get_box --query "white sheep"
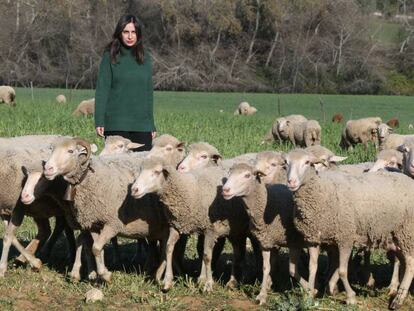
[340,117,382,150]
[99,135,145,156]
[254,151,287,185]
[0,86,16,106]
[131,157,251,293]
[72,98,95,117]
[291,120,322,147]
[56,94,67,104]
[147,134,186,167]
[377,123,414,151]
[222,163,316,305]
[285,148,414,308]
[233,101,257,115]
[263,114,308,145]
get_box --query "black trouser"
[104,131,152,152]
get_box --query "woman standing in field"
[95,14,156,150]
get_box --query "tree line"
[1,0,414,94]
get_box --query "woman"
[95,14,156,151]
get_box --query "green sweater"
[94,46,155,132]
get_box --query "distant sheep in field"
[72,98,95,117]
[0,85,16,107]
[56,94,67,104]
[409,124,413,131]
[340,117,382,150]
[233,101,257,116]
[386,118,399,128]
[331,113,344,123]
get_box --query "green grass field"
[0,88,414,310]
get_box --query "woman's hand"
[151,131,157,139]
[96,127,105,137]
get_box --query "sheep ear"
[90,144,98,153]
[162,168,170,179]
[211,154,222,164]
[77,145,88,156]
[127,142,144,150]
[286,120,290,125]
[176,142,186,152]
[388,127,394,133]
[21,165,29,176]
[329,155,347,163]
[398,144,409,153]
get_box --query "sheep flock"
[3,110,414,309]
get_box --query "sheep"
[369,149,403,172]
[340,117,382,150]
[254,151,287,185]
[386,118,399,128]
[177,142,256,173]
[72,98,95,117]
[222,163,316,305]
[291,120,322,147]
[285,148,414,308]
[264,114,308,145]
[0,143,76,277]
[42,138,173,282]
[377,123,414,151]
[99,135,145,156]
[56,94,67,104]
[131,157,251,293]
[147,134,185,167]
[233,101,257,115]
[409,124,413,131]
[0,86,16,106]
[332,113,344,123]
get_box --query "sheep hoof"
[70,273,81,282]
[0,268,6,278]
[14,255,27,265]
[366,275,375,288]
[203,281,213,293]
[225,278,238,290]
[162,283,172,293]
[345,294,357,305]
[328,284,338,296]
[100,270,112,283]
[389,289,404,310]
[388,286,398,297]
[197,276,206,285]
[255,294,267,305]
[88,271,97,281]
[31,259,42,271]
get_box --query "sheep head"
[178,142,222,173]
[284,149,321,191]
[131,157,168,199]
[100,135,144,156]
[255,151,285,184]
[222,163,260,200]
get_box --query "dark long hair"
[106,14,144,65]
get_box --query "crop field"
[0,88,414,310]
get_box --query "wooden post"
[30,81,34,104]
[319,97,326,123]
[277,96,281,116]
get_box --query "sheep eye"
[201,155,208,159]
[117,144,124,148]
[166,147,172,151]
[389,161,395,166]
[271,163,277,167]
[154,170,161,176]
[305,161,310,165]
[68,149,74,154]
[245,173,251,178]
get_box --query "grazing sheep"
[72,98,95,117]
[285,148,414,308]
[233,101,257,115]
[42,138,170,283]
[131,157,250,293]
[340,117,382,150]
[99,135,145,156]
[386,118,399,128]
[377,123,414,151]
[222,163,315,305]
[56,94,67,104]
[264,114,308,145]
[409,124,413,130]
[332,113,344,123]
[0,86,16,106]
[292,120,322,147]
[254,151,287,185]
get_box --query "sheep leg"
[363,249,375,288]
[226,236,246,289]
[255,249,271,305]
[308,246,320,296]
[38,216,67,262]
[15,217,50,264]
[69,232,85,281]
[155,238,167,282]
[197,235,225,270]
[202,234,215,292]
[338,245,356,305]
[110,237,120,267]
[288,247,310,289]
[249,235,263,280]
[63,223,76,264]
[388,252,401,296]
[389,255,414,310]
[91,226,117,283]
[162,227,180,292]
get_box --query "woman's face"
[121,22,137,47]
